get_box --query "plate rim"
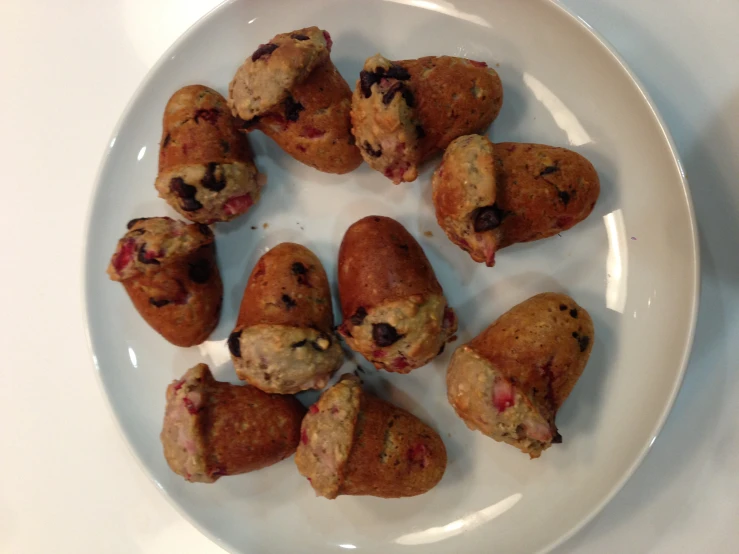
[542,1,700,548]
[80,0,701,552]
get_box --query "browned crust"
[492,142,600,250]
[235,242,335,331]
[398,56,503,160]
[338,216,442,319]
[339,393,447,498]
[162,364,305,479]
[204,378,306,475]
[159,85,253,172]
[254,59,362,174]
[123,243,222,347]
[468,292,594,420]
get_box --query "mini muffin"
[230,27,362,174]
[351,54,503,183]
[433,136,600,266]
[295,375,447,498]
[249,58,362,174]
[229,27,330,121]
[337,216,457,373]
[107,217,222,347]
[228,243,344,394]
[161,363,305,482]
[446,293,594,458]
[155,85,262,224]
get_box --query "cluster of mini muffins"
[107,26,600,498]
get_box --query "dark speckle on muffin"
[251,43,278,62]
[188,259,211,283]
[372,323,403,347]
[473,205,503,232]
[282,294,297,310]
[363,141,383,158]
[350,307,368,326]
[228,330,242,357]
[284,96,305,122]
[359,70,380,98]
[201,162,226,192]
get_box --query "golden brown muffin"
[295,375,447,498]
[404,56,503,157]
[229,27,361,174]
[337,216,457,373]
[446,293,594,458]
[161,363,305,482]
[155,85,262,224]
[493,142,600,248]
[432,137,600,266]
[351,54,503,183]
[250,58,362,174]
[229,27,330,121]
[107,217,222,347]
[228,243,344,394]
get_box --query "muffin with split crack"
[337,216,457,372]
[432,135,600,266]
[351,54,503,183]
[229,26,362,174]
[228,243,344,394]
[156,85,262,224]
[161,363,305,482]
[295,375,446,498]
[446,293,594,458]
[107,217,222,347]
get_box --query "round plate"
[84,0,698,552]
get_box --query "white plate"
[83,0,699,552]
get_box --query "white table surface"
[1,0,736,552]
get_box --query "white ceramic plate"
[84,0,699,552]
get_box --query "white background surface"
[0,0,736,552]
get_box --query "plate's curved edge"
[542,1,700,552]
[79,1,701,553]
[79,1,242,552]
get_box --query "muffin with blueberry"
[351,54,503,183]
[229,27,361,174]
[337,216,457,372]
[107,217,222,346]
[432,135,600,266]
[228,243,344,394]
[156,85,262,224]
